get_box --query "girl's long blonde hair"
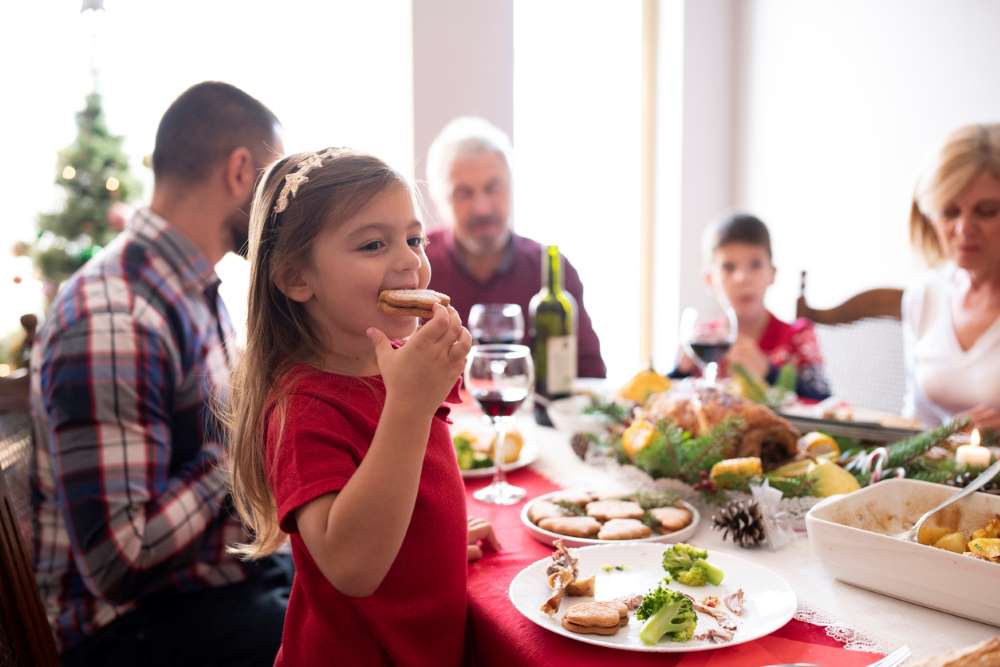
[226,148,406,558]
[911,123,1000,265]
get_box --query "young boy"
[676,213,831,401]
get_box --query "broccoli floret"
[662,543,708,577]
[675,566,707,587]
[662,543,724,587]
[675,559,725,587]
[635,584,697,644]
[453,436,475,470]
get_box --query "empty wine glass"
[679,304,737,385]
[468,303,525,345]
[464,344,534,505]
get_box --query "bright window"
[513,2,644,381]
[1,0,413,339]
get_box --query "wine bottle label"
[546,335,577,394]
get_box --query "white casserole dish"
[805,478,1000,626]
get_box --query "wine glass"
[468,303,525,345]
[679,304,737,385]
[464,344,534,505]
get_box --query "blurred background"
[2,0,998,383]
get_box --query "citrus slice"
[770,459,816,478]
[798,431,840,462]
[488,430,525,464]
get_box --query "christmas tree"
[33,91,140,285]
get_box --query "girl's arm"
[295,305,470,597]
[294,400,434,596]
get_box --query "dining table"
[456,402,999,666]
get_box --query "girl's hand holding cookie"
[367,304,472,414]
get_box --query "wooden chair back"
[796,271,903,324]
[0,315,36,416]
[0,420,58,667]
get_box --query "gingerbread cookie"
[597,518,652,540]
[649,506,692,532]
[549,490,596,506]
[538,516,602,538]
[528,500,567,524]
[560,600,629,635]
[586,500,644,522]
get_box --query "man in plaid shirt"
[30,82,288,666]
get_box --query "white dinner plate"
[460,438,540,479]
[521,490,700,548]
[509,542,797,653]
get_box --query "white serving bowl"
[546,395,613,435]
[805,478,1000,626]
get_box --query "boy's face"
[706,242,776,320]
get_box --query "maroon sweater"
[426,228,606,378]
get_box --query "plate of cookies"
[521,489,699,548]
[508,541,797,653]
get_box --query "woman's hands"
[368,304,472,415]
[960,404,1000,432]
[467,516,501,561]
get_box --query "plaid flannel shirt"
[30,209,250,650]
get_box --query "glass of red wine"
[464,344,534,505]
[468,303,525,345]
[680,304,737,386]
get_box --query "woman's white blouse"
[902,263,1000,426]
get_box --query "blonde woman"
[904,123,1000,429]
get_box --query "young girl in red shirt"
[227,148,492,666]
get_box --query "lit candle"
[956,429,992,469]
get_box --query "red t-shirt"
[757,311,824,369]
[265,365,468,667]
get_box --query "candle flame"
[971,429,981,447]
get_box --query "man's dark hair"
[152,81,280,183]
[706,212,772,259]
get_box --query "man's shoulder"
[41,234,180,344]
[511,234,583,278]
[426,227,452,258]
[511,232,543,252]
[427,227,450,242]
[510,233,575,263]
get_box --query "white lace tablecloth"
[492,414,1000,663]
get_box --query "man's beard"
[225,199,252,259]
[460,214,510,255]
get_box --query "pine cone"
[712,500,766,548]
[570,432,592,460]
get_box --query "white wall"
[412,0,513,225]
[513,2,643,382]
[653,0,738,371]
[733,0,1000,320]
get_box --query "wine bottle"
[529,244,578,426]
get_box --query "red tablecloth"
[465,468,884,667]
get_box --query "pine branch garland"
[884,417,970,468]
